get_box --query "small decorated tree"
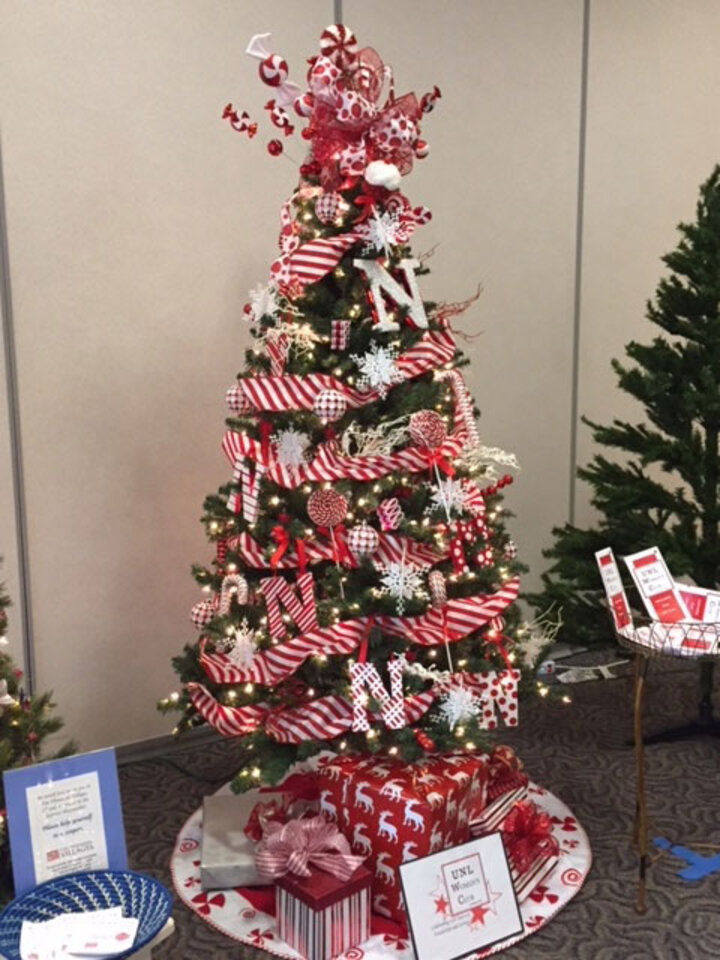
[161,25,535,791]
[0,564,74,901]
[530,166,720,654]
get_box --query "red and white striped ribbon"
[227,328,455,415]
[186,684,436,743]
[198,577,519,687]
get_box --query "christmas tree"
[162,25,532,790]
[0,564,74,901]
[530,166,720,649]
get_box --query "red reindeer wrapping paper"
[316,753,490,923]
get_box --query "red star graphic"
[470,904,491,926]
[434,895,449,915]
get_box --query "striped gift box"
[276,864,371,960]
[511,851,560,902]
[469,785,529,837]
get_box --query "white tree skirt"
[170,782,591,959]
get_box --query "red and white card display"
[624,547,691,623]
[676,584,720,623]
[594,548,632,630]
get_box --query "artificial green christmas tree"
[531,166,720,659]
[161,25,536,791]
[0,564,74,901]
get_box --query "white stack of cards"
[20,907,138,960]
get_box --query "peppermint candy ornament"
[377,497,403,531]
[307,488,348,528]
[319,24,358,68]
[313,388,347,422]
[409,410,447,449]
[315,192,341,224]
[348,522,379,560]
[293,92,314,118]
[428,570,447,609]
[259,54,288,87]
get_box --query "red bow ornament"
[502,800,559,875]
[255,816,365,882]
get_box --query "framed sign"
[3,747,127,895]
[398,833,523,960]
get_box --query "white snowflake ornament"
[426,478,470,517]
[352,343,404,398]
[273,428,310,471]
[246,282,281,324]
[358,210,405,258]
[225,619,258,668]
[437,685,482,730]
[377,560,429,614]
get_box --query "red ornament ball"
[307,488,348,528]
[347,522,380,560]
[409,410,447,449]
[267,139,284,157]
[413,729,435,752]
[313,388,347,422]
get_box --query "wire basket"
[612,613,720,660]
[0,869,172,960]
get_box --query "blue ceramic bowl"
[0,870,172,959]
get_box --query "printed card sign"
[3,748,127,896]
[595,548,631,629]
[624,547,690,623]
[677,584,720,624]
[399,833,522,960]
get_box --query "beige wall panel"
[577,0,720,530]
[0,332,22,674]
[0,0,580,750]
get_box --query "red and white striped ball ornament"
[307,488,348,528]
[259,54,288,87]
[377,497,404,531]
[315,191,341,224]
[319,23,358,68]
[293,92,314,118]
[409,409,447,449]
[313,388,347,422]
[347,521,380,560]
[428,570,447,609]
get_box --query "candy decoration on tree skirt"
[307,489,348,529]
[377,497,403,531]
[409,410,447,449]
[347,522,380,560]
[315,192,341,224]
[313,388,347,423]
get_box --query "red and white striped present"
[276,864,371,960]
[511,850,560,903]
[469,785,528,836]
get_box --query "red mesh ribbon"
[501,800,558,875]
[270,526,290,569]
[255,816,365,882]
[425,448,455,479]
[243,797,290,843]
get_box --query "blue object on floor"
[654,837,720,881]
[0,869,172,959]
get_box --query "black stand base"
[627,661,720,746]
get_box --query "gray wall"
[0,0,718,750]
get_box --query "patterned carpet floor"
[122,656,720,959]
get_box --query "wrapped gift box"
[316,752,489,923]
[201,790,287,890]
[276,864,372,960]
[470,785,528,837]
[511,850,560,902]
